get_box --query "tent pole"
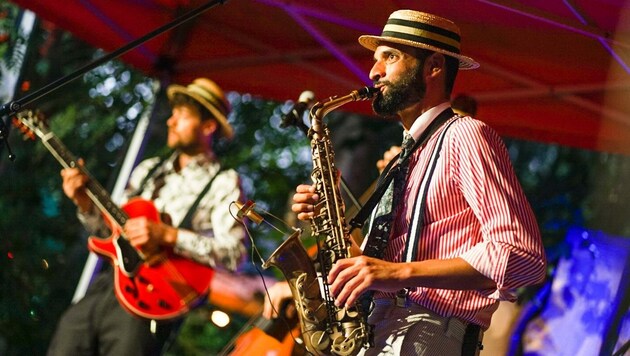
[283,6,370,85]
[474,61,630,127]
[563,0,630,74]
[477,0,629,49]
[0,9,36,161]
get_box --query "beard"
[167,132,203,155]
[372,63,425,118]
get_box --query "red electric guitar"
[14,110,214,321]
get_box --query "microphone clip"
[279,91,315,135]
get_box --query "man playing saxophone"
[266,9,546,356]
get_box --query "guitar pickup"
[158,300,172,310]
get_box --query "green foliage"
[165,308,249,356]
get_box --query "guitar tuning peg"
[10,117,35,141]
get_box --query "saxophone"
[263,87,378,356]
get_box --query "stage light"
[210,309,230,328]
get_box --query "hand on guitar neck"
[60,158,93,214]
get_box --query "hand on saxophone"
[291,167,344,221]
[327,256,408,308]
[291,184,320,221]
[291,183,362,258]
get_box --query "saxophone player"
[267,9,546,356]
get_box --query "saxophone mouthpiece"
[358,86,379,99]
[235,200,264,224]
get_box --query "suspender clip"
[395,288,409,307]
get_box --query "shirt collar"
[405,102,451,142]
[166,151,216,171]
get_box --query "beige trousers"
[357,299,468,356]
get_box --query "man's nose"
[369,61,384,82]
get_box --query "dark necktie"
[392,133,415,211]
[363,132,415,258]
[358,133,416,317]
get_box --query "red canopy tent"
[9,0,630,155]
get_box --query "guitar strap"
[130,153,224,230]
[128,154,170,198]
[178,166,224,230]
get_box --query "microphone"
[280,90,315,129]
[234,200,264,224]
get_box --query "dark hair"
[169,93,214,121]
[443,56,459,96]
[413,47,458,95]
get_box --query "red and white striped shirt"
[373,103,546,329]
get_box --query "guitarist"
[48,78,246,355]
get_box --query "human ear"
[202,119,218,137]
[427,53,445,75]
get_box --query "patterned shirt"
[79,151,246,271]
[373,103,546,329]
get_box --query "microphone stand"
[281,110,363,212]
[0,0,229,159]
[0,117,15,161]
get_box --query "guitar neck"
[40,131,128,228]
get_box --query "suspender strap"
[128,154,170,198]
[349,108,455,232]
[395,116,459,304]
[403,117,459,262]
[178,166,224,229]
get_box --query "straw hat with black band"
[358,9,479,70]
[167,78,233,140]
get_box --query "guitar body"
[88,198,214,320]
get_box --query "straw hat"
[358,10,479,70]
[167,78,233,139]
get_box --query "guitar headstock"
[12,109,49,141]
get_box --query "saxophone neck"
[309,86,377,137]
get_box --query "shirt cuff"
[77,206,102,230]
[174,229,197,253]
[460,241,517,301]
